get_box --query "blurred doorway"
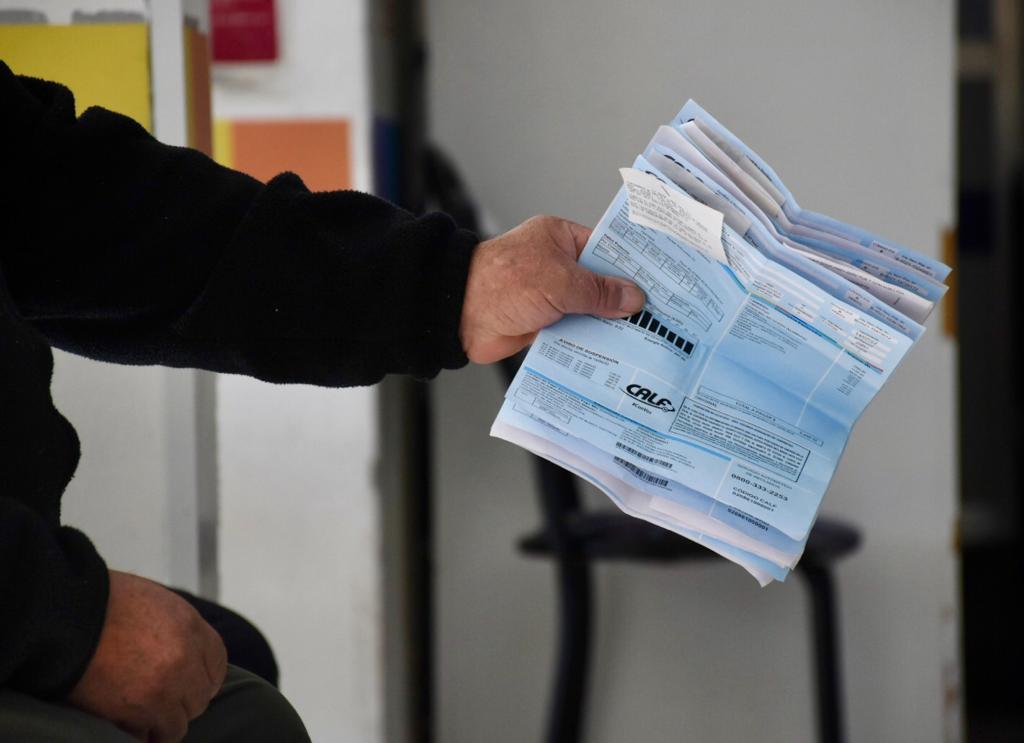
[957,0,1024,740]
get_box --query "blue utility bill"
[491,104,949,584]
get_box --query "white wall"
[55,359,177,582]
[216,379,380,742]
[428,2,959,742]
[211,2,382,742]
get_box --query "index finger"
[202,624,229,692]
[179,626,226,724]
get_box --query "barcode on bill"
[613,456,669,488]
[615,441,672,470]
[625,310,695,355]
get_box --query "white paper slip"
[619,167,728,265]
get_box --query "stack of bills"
[491,101,950,585]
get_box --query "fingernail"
[618,284,645,312]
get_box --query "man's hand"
[460,215,646,363]
[67,570,228,743]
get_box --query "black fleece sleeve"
[0,501,109,698]
[0,60,477,385]
[1,262,110,697]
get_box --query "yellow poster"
[0,23,151,131]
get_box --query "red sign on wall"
[211,0,278,62]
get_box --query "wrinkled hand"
[67,570,228,743]
[460,215,646,363]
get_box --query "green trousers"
[0,665,310,742]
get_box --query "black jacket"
[0,61,476,697]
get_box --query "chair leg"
[545,555,593,743]
[799,564,845,743]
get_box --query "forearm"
[164,173,477,385]
[1,61,476,386]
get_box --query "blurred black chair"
[499,355,860,743]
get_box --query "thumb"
[564,220,594,258]
[559,266,646,318]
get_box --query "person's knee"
[185,667,309,743]
[224,677,309,743]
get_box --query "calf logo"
[623,384,676,412]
